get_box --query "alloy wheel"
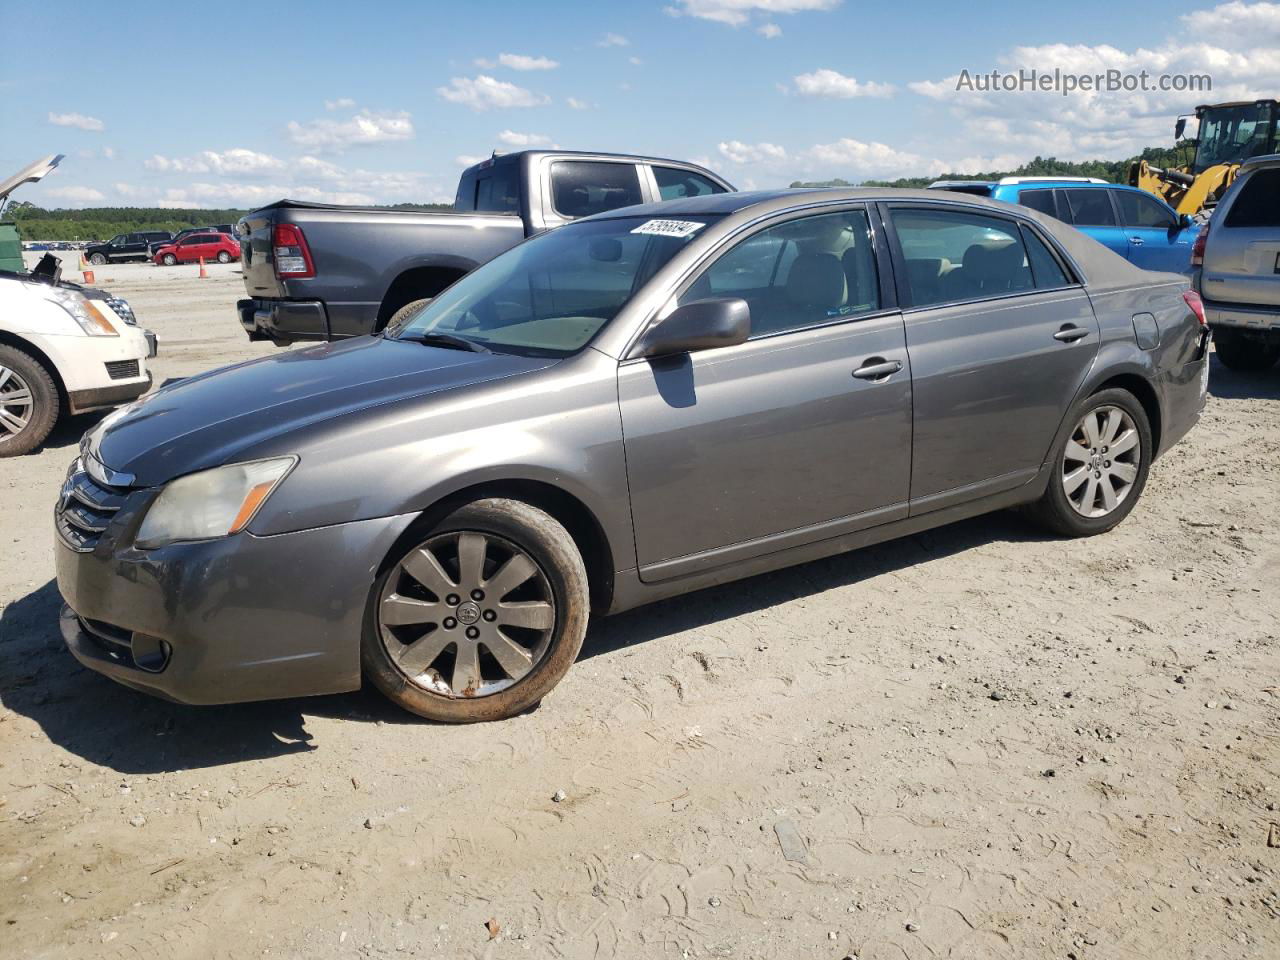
[0,365,33,442]
[377,531,556,698]
[1062,405,1141,518]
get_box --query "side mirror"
[1179,213,1194,229]
[1175,117,1187,140]
[638,298,751,359]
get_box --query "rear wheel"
[0,346,59,458]
[162,254,177,266]
[1028,387,1151,537]
[216,250,232,264]
[362,498,589,722]
[1214,329,1280,371]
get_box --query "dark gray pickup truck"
[236,150,733,344]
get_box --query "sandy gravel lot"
[1,256,1278,959]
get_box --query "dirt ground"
[1,255,1278,960]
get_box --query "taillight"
[273,223,314,278]
[1189,228,1207,268]
[1182,290,1207,326]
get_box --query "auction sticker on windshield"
[631,219,707,239]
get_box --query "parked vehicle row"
[59,188,1208,721]
[235,150,733,345]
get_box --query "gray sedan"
[55,188,1210,722]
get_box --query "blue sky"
[1,0,1276,209]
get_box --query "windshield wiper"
[403,332,491,354]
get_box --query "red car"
[153,232,240,266]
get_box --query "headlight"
[48,287,118,336]
[135,457,297,548]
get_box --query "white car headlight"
[47,287,118,337]
[135,457,297,549]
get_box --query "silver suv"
[1194,154,1280,371]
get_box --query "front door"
[885,204,1100,510]
[1116,189,1195,273]
[619,207,913,581]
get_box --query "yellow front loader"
[1129,99,1278,217]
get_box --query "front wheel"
[162,254,177,266]
[1214,330,1280,371]
[0,346,59,457]
[362,498,589,722]
[216,251,232,264]
[1028,388,1152,537]
[89,253,107,265]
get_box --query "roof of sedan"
[594,187,1186,291]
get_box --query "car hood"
[87,336,557,486]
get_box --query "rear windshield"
[1224,169,1280,228]
[389,215,720,357]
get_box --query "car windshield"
[388,215,720,357]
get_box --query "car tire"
[89,253,106,265]
[217,251,232,264]
[1214,330,1280,371]
[1028,387,1152,538]
[385,298,432,330]
[0,345,60,458]
[162,254,177,266]
[362,498,590,723]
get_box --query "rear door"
[1201,167,1280,305]
[1114,188,1195,274]
[1061,188,1127,257]
[884,203,1100,511]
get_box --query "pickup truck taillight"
[1182,290,1207,326]
[1189,228,1207,268]
[273,223,314,278]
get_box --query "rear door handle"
[852,358,903,381]
[1054,325,1089,343]
[1129,236,1144,245]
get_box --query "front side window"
[1116,191,1176,229]
[390,215,719,357]
[680,209,880,338]
[1063,189,1117,226]
[653,166,725,201]
[891,208,1033,307]
[551,161,643,219]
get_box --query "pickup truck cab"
[929,178,1200,274]
[236,150,733,345]
[86,231,173,265]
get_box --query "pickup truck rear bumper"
[1202,298,1280,334]
[238,298,329,344]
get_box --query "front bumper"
[238,297,329,344]
[55,494,416,705]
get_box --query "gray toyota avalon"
[55,189,1210,722]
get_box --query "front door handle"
[1053,325,1089,343]
[852,358,903,381]
[1129,236,1144,245]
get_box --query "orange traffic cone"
[198,256,208,279]
[78,252,87,270]
[82,268,95,284]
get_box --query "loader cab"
[1189,101,1278,174]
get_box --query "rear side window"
[1224,169,1280,228]
[1063,189,1117,226]
[653,166,725,200]
[1018,189,1058,218]
[1020,225,1072,288]
[475,165,521,214]
[551,161,643,218]
[890,208,1033,308]
[1116,191,1176,228]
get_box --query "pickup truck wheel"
[162,254,177,266]
[216,251,232,264]
[1027,387,1151,538]
[0,346,59,458]
[1214,330,1280,371]
[363,498,589,723]
[386,298,432,329]
[89,253,107,265]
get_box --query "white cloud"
[437,75,550,111]
[157,183,377,208]
[456,154,487,167]
[757,22,782,38]
[792,69,895,99]
[497,130,554,147]
[597,32,630,47]
[476,52,559,71]
[629,56,644,65]
[664,0,840,27]
[566,97,590,110]
[145,148,284,176]
[324,97,356,111]
[102,146,115,160]
[718,140,789,164]
[802,138,931,178]
[286,109,414,152]
[905,1,1280,163]
[48,111,104,132]
[43,185,106,205]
